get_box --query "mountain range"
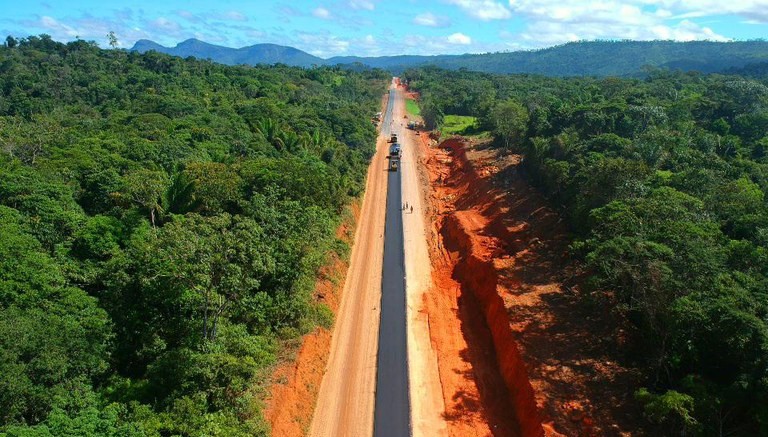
[131,38,768,77]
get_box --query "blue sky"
[1,1,767,57]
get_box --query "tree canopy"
[0,34,387,436]
[405,65,768,435]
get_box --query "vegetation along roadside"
[405,65,768,436]
[0,34,388,436]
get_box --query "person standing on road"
[410,206,413,214]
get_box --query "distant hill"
[131,38,324,67]
[131,39,768,77]
[431,40,768,76]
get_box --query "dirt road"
[307,84,392,437]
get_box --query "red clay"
[420,135,643,437]
[422,137,543,437]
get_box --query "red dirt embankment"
[444,211,544,437]
[426,137,545,437]
[422,135,643,437]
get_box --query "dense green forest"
[0,34,387,436]
[405,66,768,435]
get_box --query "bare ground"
[421,134,645,436]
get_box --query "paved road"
[373,88,411,437]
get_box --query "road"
[373,102,410,436]
[309,80,440,437]
[308,84,392,437]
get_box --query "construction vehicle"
[388,141,401,171]
[389,133,398,143]
[389,143,401,158]
[407,121,424,130]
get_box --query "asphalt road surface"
[373,89,411,437]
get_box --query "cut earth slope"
[420,134,644,436]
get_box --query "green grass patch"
[442,115,478,135]
[406,99,421,116]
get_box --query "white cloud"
[23,12,156,48]
[508,0,768,24]
[447,32,472,44]
[312,7,331,19]
[447,0,512,20]
[299,32,349,56]
[501,0,732,48]
[150,17,181,32]
[220,11,247,22]
[176,10,197,22]
[349,0,376,10]
[39,16,80,38]
[653,0,768,23]
[413,12,450,27]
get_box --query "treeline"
[405,66,768,435]
[0,34,387,436]
[432,40,768,77]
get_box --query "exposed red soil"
[264,203,359,437]
[419,134,644,437]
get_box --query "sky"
[1,0,768,58]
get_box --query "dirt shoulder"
[420,133,645,436]
[396,86,448,437]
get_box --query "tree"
[113,214,275,351]
[106,31,118,49]
[0,115,62,165]
[489,99,529,149]
[119,169,168,227]
[182,162,242,214]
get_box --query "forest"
[404,66,768,435]
[0,34,387,436]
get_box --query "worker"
[410,206,413,214]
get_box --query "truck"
[407,121,424,130]
[388,142,401,171]
[388,143,401,158]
